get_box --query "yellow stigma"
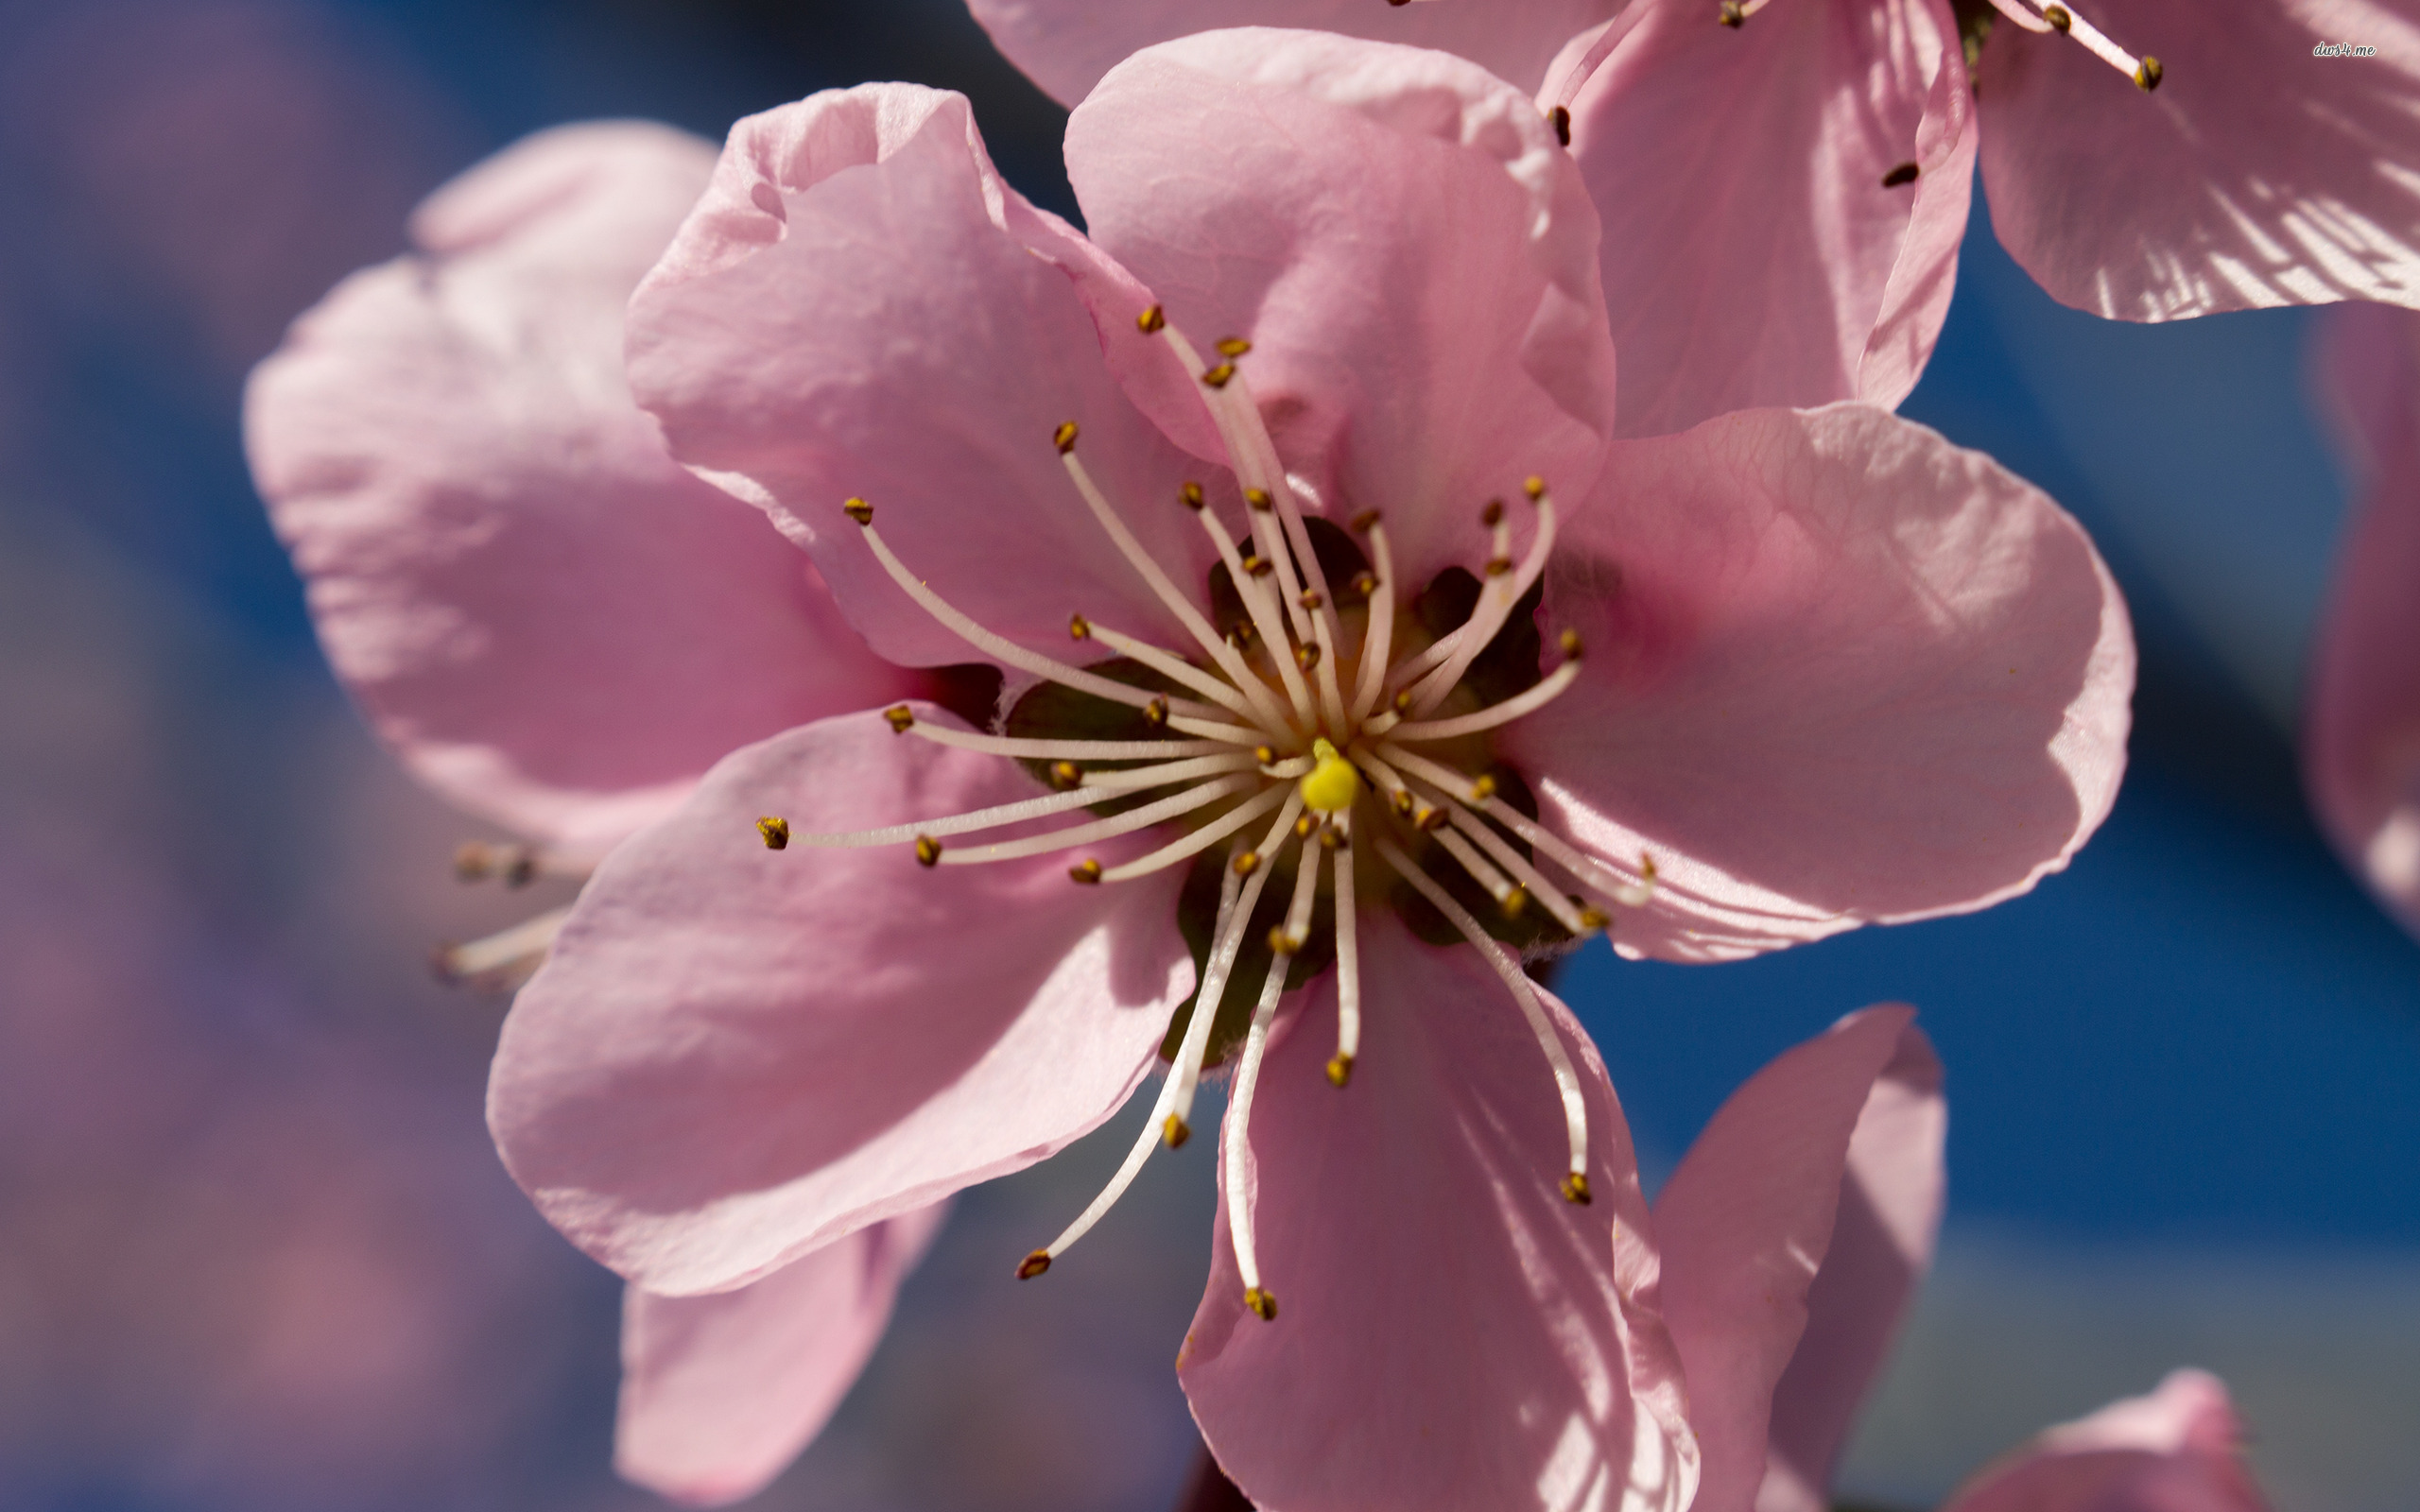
[1299,738,1360,814]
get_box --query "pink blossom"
[2308,301,2420,939]
[966,0,2420,437]
[1654,1005,2273,1512]
[488,29,2129,1510]
[243,121,945,1504]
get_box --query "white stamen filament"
[1183,490,1317,727]
[785,784,1122,848]
[1384,656,1583,744]
[936,776,1253,866]
[1985,0,2158,85]
[1080,753,1267,791]
[1378,838,1589,1184]
[1167,793,1305,1129]
[904,723,1229,762]
[1434,798,1593,937]
[1429,823,1516,907]
[1404,489,1559,716]
[437,904,572,982]
[1278,824,1322,953]
[1348,519,1399,724]
[1330,821,1361,1074]
[1384,743,1655,909]
[1221,924,1295,1305]
[1077,618,1263,721]
[1097,783,1291,884]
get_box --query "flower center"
[760,308,1658,1318]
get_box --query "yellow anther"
[1293,812,1320,841]
[1137,304,1167,334]
[1298,589,1324,611]
[1317,825,1349,852]
[1416,804,1448,833]
[1242,554,1274,578]
[1268,926,1303,955]
[843,497,873,525]
[1294,644,1322,673]
[1524,475,1547,501]
[1144,696,1169,726]
[1549,105,1571,146]
[1217,336,1253,357]
[1228,621,1257,648]
[914,834,942,868]
[1202,363,1237,389]
[1068,613,1090,641]
[1640,851,1658,883]
[1480,499,1505,527]
[1719,0,1743,24]
[883,704,915,733]
[1163,1113,1191,1148]
[1347,570,1378,601]
[1244,1287,1278,1321]
[1351,509,1381,532]
[2042,3,2070,27]
[1499,885,1530,920]
[1469,773,1498,802]
[1325,1053,1354,1087]
[1392,689,1414,714]
[756,816,790,850]
[1299,738,1362,814]
[2135,56,2162,90]
[1392,788,1415,817]
[1251,745,1276,766]
[1559,628,1584,660]
[1053,421,1079,454]
[1049,760,1082,790]
[1017,1250,1052,1279]
[1234,850,1262,877]
[1562,1173,1593,1205]
[1486,556,1514,577]
[1882,162,1920,188]
[1069,858,1103,885]
[1245,487,1273,513]
[1578,903,1611,932]
[1181,481,1206,510]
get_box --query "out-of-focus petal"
[628,85,1225,671]
[1979,0,2420,319]
[2308,302,2420,938]
[1564,0,1973,437]
[488,707,1192,1296]
[969,0,1624,107]
[247,122,910,860]
[1651,1006,1943,1512]
[1506,404,2133,963]
[615,1203,948,1507]
[1941,1369,2273,1512]
[1066,29,1617,586]
[1180,912,1698,1512]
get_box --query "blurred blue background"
[0,2,2410,1509]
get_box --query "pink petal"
[1563,0,1974,437]
[1180,912,1699,1512]
[1649,1006,1944,1512]
[616,1203,948,1507]
[245,122,911,860]
[1941,1369,2273,1512]
[2307,303,2420,938]
[487,707,1193,1295]
[627,85,1225,671]
[1065,29,1618,586]
[968,0,1622,107]
[1504,404,2135,963]
[1979,0,2420,319]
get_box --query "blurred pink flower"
[490,29,2127,1510]
[2308,301,2420,941]
[966,0,2420,437]
[244,121,948,1504]
[1649,1005,2273,1512]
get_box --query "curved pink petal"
[1066,29,1618,584]
[1504,403,2134,963]
[2307,303,2420,938]
[970,0,1624,108]
[1941,1369,2272,1512]
[1979,0,2420,320]
[488,707,1193,1295]
[1650,1006,1944,1512]
[616,1202,948,1506]
[627,85,1225,671]
[1563,0,1974,437]
[246,121,910,860]
[1180,912,1698,1512]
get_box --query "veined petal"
[615,1203,948,1507]
[1506,404,2134,963]
[970,0,1624,108]
[245,122,911,859]
[1979,0,2420,319]
[1180,912,1698,1512]
[1651,1007,1944,1512]
[2307,302,2420,939]
[488,707,1192,1295]
[1939,1369,2273,1512]
[627,85,1224,670]
[1068,28,1618,585]
[1564,0,1973,437]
